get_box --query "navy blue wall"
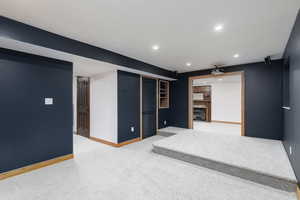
[0,48,73,173]
[117,71,140,143]
[282,9,300,181]
[158,109,171,129]
[170,60,284,140]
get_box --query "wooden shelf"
[192,85,211,122]
[159,80,169,109]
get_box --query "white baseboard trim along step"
[152,130,297,192]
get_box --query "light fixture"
[214,24,223,32]
[218,78,223,81]
[186,62,192,67]
[233,53,239,58]
[152,45,160,51]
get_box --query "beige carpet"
[0,135,296,200]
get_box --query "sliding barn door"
[77,77,90,138]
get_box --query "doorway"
[188,72,245,136]
[142,77,157,139]
[77,77,90,138]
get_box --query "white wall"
[211,76,241,123]
[90,71,118,143]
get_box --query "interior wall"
[170,60,283,140]
[117,71,140,143]
[90,71,118,143]
[169,77,189,128]
[211,79,241,123]
[282,9,300,181]
[0,48,73,173]
[158,109,171,129]
[73,77,77,133]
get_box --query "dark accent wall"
[170,60,284,140]
[282,9,300,181]
[117,71,140,143]
[158,109,171,129]
[0,16,175,78]
[0,48,73,173]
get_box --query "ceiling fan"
[211,64,225,75]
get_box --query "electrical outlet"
[131,126,135,133]
[164,120,167,125]
[289,146,292,155]
[45,98,53,105]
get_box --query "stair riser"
[153,146,297,192]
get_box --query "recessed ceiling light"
[152,45,160,51]
[214,24,223,32]
[186,62,192,67]
[218,78,223,81]
[233,54,240,58]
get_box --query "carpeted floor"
[0,135,296,200]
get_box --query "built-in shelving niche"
[159,80,169,109]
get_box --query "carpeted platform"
[153,130,297,192]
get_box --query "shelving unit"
[193,85,211,121]
[159,80,169,108]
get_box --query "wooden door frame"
[140,76,159,139]
[188,71,245,136]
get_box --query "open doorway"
[76,77,90,138]
[188,72,245,136]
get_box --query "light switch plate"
[45,98,53,105]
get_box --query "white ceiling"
[1,0,299,72]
